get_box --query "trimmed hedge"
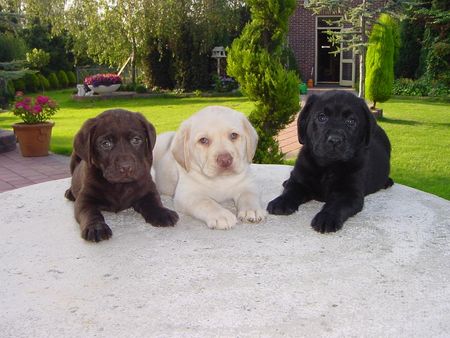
[37,73,50,90]
[13,79,25,92]
[66,71,77,86]
[57,70,69,88]
[48,72,60,89]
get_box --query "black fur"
[267,91,393,233]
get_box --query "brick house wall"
[288,0,388,86]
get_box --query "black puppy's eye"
[230,132,239,140]
[100,139,113,150]
[130,136,142,146]
[346,118,356,127]
[317,113,328,123]
[199,137,209,145]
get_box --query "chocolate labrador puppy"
[65,109,179,242]
[267,91,393,233]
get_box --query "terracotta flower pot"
[12,122,55,157]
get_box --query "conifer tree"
[365,14,398,109]
[227,0,299,163]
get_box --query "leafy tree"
[26,48,50,70]
[0,32,26,61]
[306,0,403,98]
[227,0,299,163]
[365,14,399,109]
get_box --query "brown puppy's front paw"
[311,211,343,233]
[81,222,113,242]
[142,207,179,227]
[65,188,75,201]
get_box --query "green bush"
[6,80,15,98]
[23,73,40,92]
[66,71,77,86]
[393,78,450,97]
[227,0,299,163]
[48,73,60,89]
[13,79,26,92]
[57,70,69,88]
[0,33,27,62]
[37,73,50,90]
[365,14,399,109]
[135,84,147,93]
[26,48,50,70]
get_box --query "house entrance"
[317,28,340,83]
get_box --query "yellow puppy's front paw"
[238,208,267,224]
[206,209,237,230]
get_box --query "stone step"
[0,129,17,153]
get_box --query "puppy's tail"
[153,131,176,163]
[384,177,394,189]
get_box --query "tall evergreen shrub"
[365,14,399,109]
[227,0,299,163]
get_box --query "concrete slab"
[1,164,449,337]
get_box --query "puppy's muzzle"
[216,153,233,169]
[327,134,343,148]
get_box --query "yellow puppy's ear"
[171,120,191,172]
[242,116,258,162]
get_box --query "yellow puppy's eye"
[199,137,209,145]
[230,132,239,140]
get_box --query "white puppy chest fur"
[153,106,267,229]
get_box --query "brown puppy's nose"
[119,162,134,175]
[217,153,233,168]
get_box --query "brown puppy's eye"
[130,136,142,146]
[346,118,356,127]
[100,139,113,150]
[317,113,328,123]
[230,132,239,140]
[199,137,209,145]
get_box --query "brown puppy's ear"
[360,98,376,146]
[241,115,258,162]
[135,112,157,151]
[73,117,98,166]
[171,120,191,172]
[297,94,317,145]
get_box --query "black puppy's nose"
[327,135,343,146]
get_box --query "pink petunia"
[36,96,49,105]
[15,102,24,109]
[32,105,43,114]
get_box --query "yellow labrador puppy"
[153,106,266,229]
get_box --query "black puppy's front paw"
[311,211,343,233]
[81,222,113,242]
[142,207,179,227]
[267,195,298,215]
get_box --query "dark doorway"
[317,29,339,83]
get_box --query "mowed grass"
[377,97,450,200]
[0,91,449,199]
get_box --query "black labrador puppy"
[267,91,393,233]
[65,109,179,242]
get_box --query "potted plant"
[84,73,122,94]
[12,93,59,157]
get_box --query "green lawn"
[0,91,449,200]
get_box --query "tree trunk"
[131,37,137,86]
[359,0,367,98]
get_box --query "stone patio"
[1,164,449,337]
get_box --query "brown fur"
[65,109,178,242]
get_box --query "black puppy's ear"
[135,112,157,151]
[297,94,317,144]
[73,117,98,166]
[360,98,376,146]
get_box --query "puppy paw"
[143,207,179,227]
[206,209,237,230]
[64,188,75,201]
[311,211,343,233]
[81,222,112,242]
[238,208,267,223]
[267,195,298,215]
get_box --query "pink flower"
[23,104,31,112]
[15,91,24,97]
[15,102,24,109]
[32,105,43,114]
[23,97,32,104]
[36,96,49,105]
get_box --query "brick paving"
[0,147,70,193]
